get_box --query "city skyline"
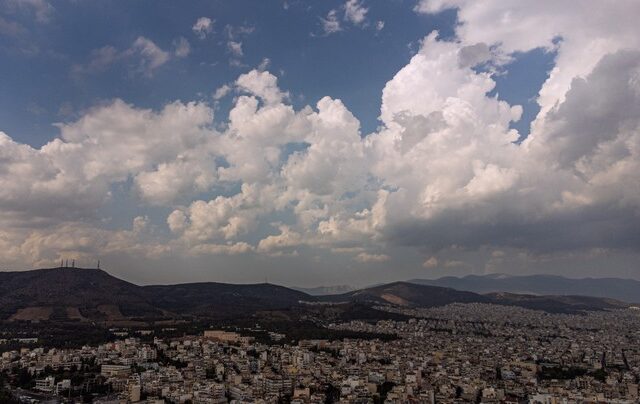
[1,0,640,286]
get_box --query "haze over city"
[1,0,639,287]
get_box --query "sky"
[1,0,640,286]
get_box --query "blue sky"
[1,0,639,285]
[1,0,532,145]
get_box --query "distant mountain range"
[0,268,632,323]
[408,273,640,303]
[292,285,355,295]
[318,281,627,313]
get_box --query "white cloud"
[3,1,640,276]
[257,224,303,255]
[192,17,214,39]
[213,84,232,100]
[414,0,640,121]
[236,69,289,105]
[344,0,368,26]
[128,36,171,76]
[321,10,342,35]
[423,256,438,268]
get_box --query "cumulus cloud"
[414,0,640,120]
[2,1,640,277]
[236,70,289,105]
[257,224,303,255]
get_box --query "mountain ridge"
[0,268,632,323]
[408,273,640,303]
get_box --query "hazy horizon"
[1,0,640,286]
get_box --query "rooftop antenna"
[97,260,100,269]
[72,259,75,268]
[65,259,68,268]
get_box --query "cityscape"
[2,297,640,403]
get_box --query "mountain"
[320,281,489,307]
[0,268,630,323]
[144,282,310,318]
[0,267,309,322]
[408,274,640,303]
[292,285,355,296]
[318,281,627,313]
[0,267,159,321]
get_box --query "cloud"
[189,242,254,256]
[0,16,26,37]
[73,37,179,78]
[192,17,213,39]
[236,69,289,105]
[213,84,232,100]
[257,224,303,255]
[423,256,438,268]
[320,10,342,35]
[414,0,640,120]
[2,1,640,276]
[344,0,368,26]
[355,252,390,263]
[8,0,54,23]
[318,0,370,35]
[71,46,121,79]
[227,40,243,58]
[173,37,191,58]
[128,36,171,76]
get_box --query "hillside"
[144,282,310,318]
[320,281,490,307]
[409,274,640,303]
[0,268,311,321]
[318,281,627,314]
[0,267,159,320]
[0,268,630,323]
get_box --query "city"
[2,303,640,403]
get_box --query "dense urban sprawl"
[2,303,640,403]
